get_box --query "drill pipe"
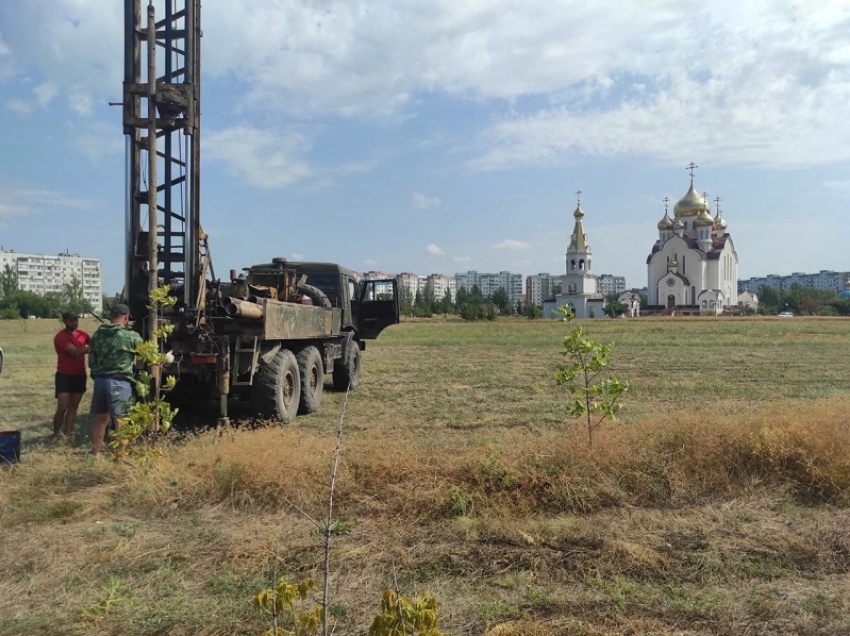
[225,298,264,319]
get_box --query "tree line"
[754,283,850,316]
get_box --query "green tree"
[551,284,562,296]
[0,264,18,298]
[490,288,511,314]
[63,275,94,316]
[399,284,415,316]
[437,289,453,314]
[0,290,62,319]
[525,303,543,319]
[554,306,630,447]
[455,286,469,307]
[602,293,626,318]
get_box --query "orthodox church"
[647,164,738,315]
[543,193,605,319]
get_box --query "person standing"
[88,304,143,455]
[52,310,91,441]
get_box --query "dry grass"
[2,316,850,635]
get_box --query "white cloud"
[411,192,442,210]
[5,99,30,115]
[425,243,444,255]
[33,82,57,107]
[453,255,472,263]
[205,126,312,189]
[4,1,850,170]
[491,239,530,250]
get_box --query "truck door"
[357,279,400,339]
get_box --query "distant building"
[739,270,850,294]
[525,273,557,307]
[455,270,523,304]
[597,274,626,296]
[737,291,758,311]
[0,248,103,314]
[647,164,738,315]
[425,273,456,300]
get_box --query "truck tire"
[297,284,332,309]
[296,346,323,414]
[333,336,361,391]
[250,348,301,423]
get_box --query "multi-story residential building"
[739,270,850,294]
[597,274,627,297]
[396,272,423,304]
[454,270,481,294]
[525,273,556,307]
[425,274,456,300]
[360,270,396,298]
[456,270,522,304]
[0,249,103,314]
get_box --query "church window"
[568,283,577,294]
[579,259,585,271]
[683,221,688,231]
[570,259,576,271]
[701,300,707,308]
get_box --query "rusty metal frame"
[124,0,201,329]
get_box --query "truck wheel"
[250,348,301,423]
[333,336,361,391]
[296,346,323,414]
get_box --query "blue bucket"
[0,431,21,464]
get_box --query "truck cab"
[244,259,399,341]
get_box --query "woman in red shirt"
[53,311,91,441]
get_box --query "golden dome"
[657,212,673,230]
[695,209,714,227]
[573,204,584,219]
[714,212,727,231]
[674,183,709,218]
[668,258,678,269]
[672,217,684,231]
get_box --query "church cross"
[663,196,670,213]
[703,191,709,209]
[575,189,582,206]
[686,162,699,183]
[714,196,722,213]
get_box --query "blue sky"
[1,1,849,295]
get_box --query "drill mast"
[123,0,203,333]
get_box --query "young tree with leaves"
[554,306,630,447]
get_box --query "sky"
[1,0,849,295]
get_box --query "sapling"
[554,305,630,447]
[109,285,178,460]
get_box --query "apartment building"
[525,273,557,307]
[455,270,523,303]
[739,270,850,294]
[425,273,456,300]
[597,274,626,296]
[0,249,103,313]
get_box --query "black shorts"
[55,372,87,397]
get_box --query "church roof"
[568,202,590,252]
[674,182,709,218]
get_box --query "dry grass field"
[2,315,850,635]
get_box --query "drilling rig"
[121,0,399,424]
